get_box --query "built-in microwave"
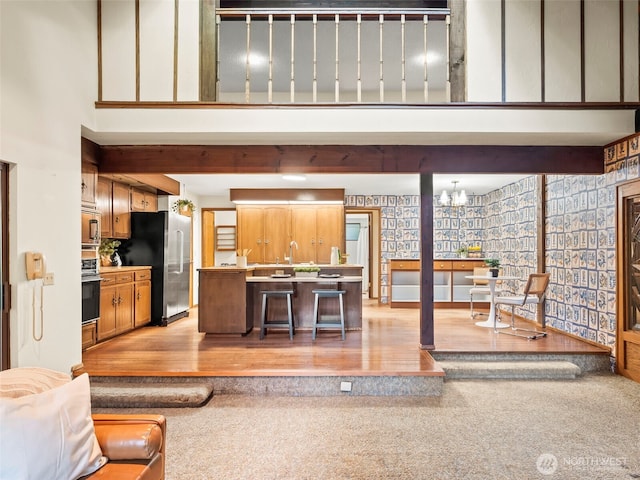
[81,210,100,245]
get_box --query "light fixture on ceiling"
[282,174,307,182]
[439,180,468,207]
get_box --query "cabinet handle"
[81,181,87,192]
[264,239,270,245]
[114,216,119,223]
[111,296,117,306]
[137,291,141,301]
[311,239,315,245]
[117,296,122,305]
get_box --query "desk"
[466,275,518,328]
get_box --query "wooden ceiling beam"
[98,144,604,175]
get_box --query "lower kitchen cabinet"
[134,270,152,327]
[98,267,151,342]
[81,322,97,350]
[389,259,488,308]
[389,260,421,308]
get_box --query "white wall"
[466,0,638,102]
[0,1,97,373]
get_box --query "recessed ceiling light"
[282,174,306,182]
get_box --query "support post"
[420,174,435,350]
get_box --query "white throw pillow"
[0,373,106,480]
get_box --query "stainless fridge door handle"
[177,229,184,274]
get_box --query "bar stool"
[312,289,346,341]
[260,290,295,340]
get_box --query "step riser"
[91,375,444,407]
[437,360,582,380]
[431,353,611,374]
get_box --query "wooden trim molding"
[230,188,345,203]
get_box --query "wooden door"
[98,284,117,340]
[263,206,291,264]
[316,205,344,264]
[134,280,151,327]
[97,177,113,238]
[112,182,131,238]
[237,206,265,263]
[291,206,317,263]
[617,180,640,382]
[115,284,134,334]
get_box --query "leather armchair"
[85,414,166,480]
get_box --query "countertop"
[199,264,363,272]
[246,275,363,283]
[100,265,152,273]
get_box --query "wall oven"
[81,258,101,324]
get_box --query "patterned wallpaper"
[345,195,421,302]
[346,133,640,357]
[434,194,485,257]
[545,133,640,350]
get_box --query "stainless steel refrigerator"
[119,211,191,326]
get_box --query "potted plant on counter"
[99,238,121,267]
[455,246,469,258]
[484,258,501,277]
[293,266,321,278]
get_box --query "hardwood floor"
[80,300,610,378]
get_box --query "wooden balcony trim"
[95,101,640,110]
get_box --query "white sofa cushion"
[0,372,106,480]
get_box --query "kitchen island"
[198,264,363,335]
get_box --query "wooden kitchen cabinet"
[98,268,151,342]
[237,206,291,264]
[433,259,487,307]
[291,205,344,264]
[81,161,98,208]
[97,177,131,239]
[131,187,158,212]
[81,322,97,350]
[134,270,152,327]
[98,271,134,341]
[389,260,421,308]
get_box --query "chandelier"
[439,180,468,207]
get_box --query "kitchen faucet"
[289,240,298,265]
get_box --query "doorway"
[0,163,9,370]
[617,179,640,382]
[346,209,380,300]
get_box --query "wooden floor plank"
[80,300,609,377]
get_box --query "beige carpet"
[94,373,640,479]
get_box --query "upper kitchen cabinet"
[237,205,291,264]
[131,187,158,212]
[291,205,344,264]
[97,177,130,239]
[81,161,98,208]
[81,138,99,209]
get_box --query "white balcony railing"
[215,9,450,104]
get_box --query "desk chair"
[493,273,550,339]
[469,267,503,319]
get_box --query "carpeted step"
[91,382,214,408]
[437,360,581,380]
